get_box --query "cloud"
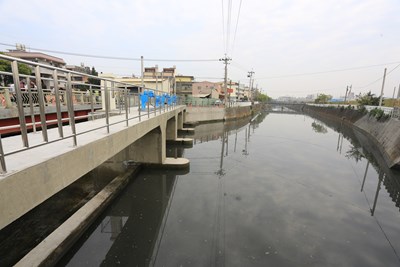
[1,0,399,97]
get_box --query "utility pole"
[247,70,254,103]
[379,68,387,107]
[219,55,231,106]
[344,86,348,103]
[141,56,144,93]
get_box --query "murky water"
[60,111,400,267]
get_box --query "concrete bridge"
[0,54,192,231]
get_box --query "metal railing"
[0,54,179,174]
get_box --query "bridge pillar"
[177,111,184,130]
[166,117,177,140]
[127,126,165,164]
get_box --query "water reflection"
[59,169,185,266]
[311,121,328,134]
[61,111,400,266]
[311,114,400,218]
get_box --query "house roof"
[192,93,211,98]
[5,51,66,65]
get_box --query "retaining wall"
[302,105,400,168]
[185,104,262,123]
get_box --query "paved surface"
[0,106,176,178]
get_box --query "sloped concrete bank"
[300,105,400,169]
[185,104,263,124]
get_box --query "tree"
[357,91,380,106]
[255,93,271,103]
[314,94,332,104]
[311,122,328,133]
[0,52,31,86]
[87,66,100,86]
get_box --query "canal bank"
[58,111,400,266]
[298,105,400,169]
[0,105,260,266]
[185,103,263,124]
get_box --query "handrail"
[0,54,179,173]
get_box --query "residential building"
[175,75,194,96]
[5,48,66,89]
[65,64,91,88]
[192,81,221,99]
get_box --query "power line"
[221,0,226,54]
[257,61,400,80]
[226,0,233,55]
[356,63,400,89]
[231,0,243,56]
[0,42,219,62]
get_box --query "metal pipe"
[35,66,48,142]
[26,77,36,133]
[0,134,6,173]
[66,73,77,146]
[52,69,64,138]
[125,86,128,127]
[104,81,110,133]
[11,60,29,147]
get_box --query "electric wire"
[257,61,400,80]
[356,63,400,89]
[230,0,243,57]
[226,0,233,55]
[221,0,226,54]
[0,42,219,62]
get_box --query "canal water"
[59,111,400,267]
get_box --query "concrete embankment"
[300,105,400,169]
[185,103,263,124]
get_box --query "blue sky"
[1,0,400,98]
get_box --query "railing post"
[138,87,141,121]
[89,84,94,121]
[124,86,128,127]
[0,134,6,173]
[118,86,122,115]
[11,61,29,147]
[52,70,64,138]
[104,81,110,133]
[66,73,77,146]
[154,92,157,117]
[26,77,36,133]
[160,92,162,114]
[35,66,48,142]
[147,91,150,119]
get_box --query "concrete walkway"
[1,106,174,177]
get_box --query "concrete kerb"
[15,166,141,267]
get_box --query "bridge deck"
[0,107,169,177]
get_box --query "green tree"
[357,91,380,106]
[255,93,271,103]
[311,122,328,133]
[0,52,31,86]
[314,94,332,104]
[87,66,100,86]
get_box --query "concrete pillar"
[166,117,177,140]
[177,111,183,130]
[183,110,187,123]
[127,126,165,164]
[100,74,117,111]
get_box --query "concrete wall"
[0,106,186,231]
[185,104,263,123]
[354,116,400,168]
[302,105,400,168]
[185,106,225,122]
[225,106,252,120]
